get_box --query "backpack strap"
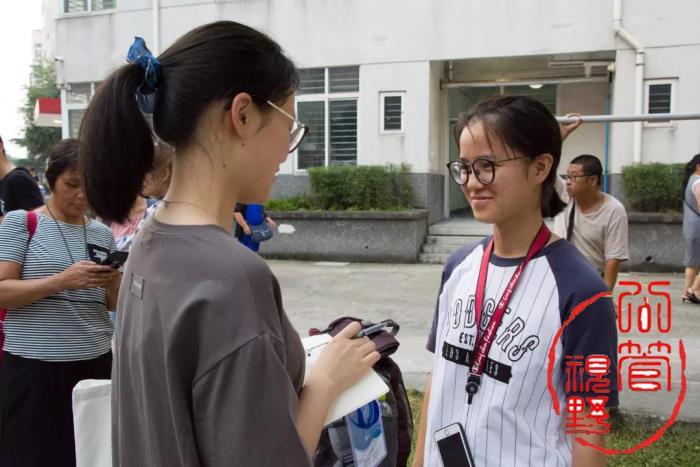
[26,210,38,241]
[315,316,400,357]
[566,202,576,241]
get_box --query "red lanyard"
[465,223,551,404]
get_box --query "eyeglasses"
[265,100,309,153]
[446,156,525,186]
[223,95,309,153]
[563,174,593,182]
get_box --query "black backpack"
[311,317,413,467]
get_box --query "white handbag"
[72,379,112,467]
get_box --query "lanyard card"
[346,400,387,467]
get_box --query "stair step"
[422,244,464,254]
[428,221,492,236]
[418,253,451,264]
[424,235,485,246]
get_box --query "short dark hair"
[454,95,566,218]
[683,154,700,190]
[570,154,603,186]
[46,139,79,191]
[79,21,299,222]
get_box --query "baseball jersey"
[424,238,618,467]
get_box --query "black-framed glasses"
[563,174,593,182]
[446,156,525,186]
[223,95,309,153]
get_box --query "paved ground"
[269,260,700,422]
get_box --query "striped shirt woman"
[0,139,120,467]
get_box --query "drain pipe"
[613,0,644,164]
[152,0,160,54]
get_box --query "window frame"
[63,0,116,15]
[294,67,360,173]
[65,82,98,138]
[379,91,406,135]
[644,78,677,128]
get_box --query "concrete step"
[421,244,463,255]
[418,252,451,264]
[428,220,492,236]
[424,235,485,246]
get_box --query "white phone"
[433,423,475,467]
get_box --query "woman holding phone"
[79,22,379,466]
[0,138,119,466]
[413,96,617,467]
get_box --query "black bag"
[311,317,413,467]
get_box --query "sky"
[0,1,42,161]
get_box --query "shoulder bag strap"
[566,202,576,241]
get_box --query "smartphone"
[434,423,475,467]
[100,250,129,269]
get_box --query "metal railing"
[556,112,700,124]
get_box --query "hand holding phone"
[99,250,129,269]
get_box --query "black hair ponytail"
[79,21,298,223]
[79,64,154,222]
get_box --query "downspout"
[152,0,160,55]
[613,0,644,164]
[603,74,611,193]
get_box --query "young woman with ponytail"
[681,154,700,303]
[413,96,617,467]
[80,22,379,466]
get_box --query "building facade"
[48,0,700,222]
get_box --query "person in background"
[110,195,150,250]
[106,142,174,251]
[79,23,378,466]
[24,165,48,197]
[0,138,119,466]
[682,153,700,304]
[233,202,276,252]
[555,116,629,291]
[0,134,44,219]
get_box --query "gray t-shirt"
[112,218,309,466]
[552,177,629,271]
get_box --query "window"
[380,92,405,134]
[645,79,676,127]
[68,109,85,138]
[65,82,99,137]
[295,66,359,170]
[64,0,115,13]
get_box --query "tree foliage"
[12,59,61,168]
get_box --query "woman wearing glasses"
[413,96,617,467]
[79,22,379,466]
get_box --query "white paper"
[302,334,389,425]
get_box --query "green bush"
[622,163,684,213]
[265,165,413,211]
[264,195,318,211]
[304,164,413,211]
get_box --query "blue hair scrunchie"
[126,36,161,114]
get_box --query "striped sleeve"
[0,210,30,264]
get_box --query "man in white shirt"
[552,154,629,291]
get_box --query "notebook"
[302,333,389,425]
